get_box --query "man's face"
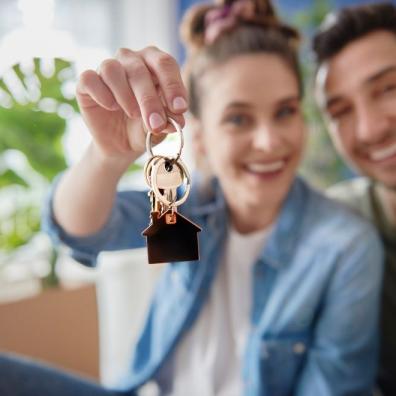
[317,30,396,189]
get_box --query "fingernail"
[172,96,187,111]
[149,112,165,130]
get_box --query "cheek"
[295,126,307,151]
[287,123,306,159]
[329,125,351,155]
[202,130,239,163]
[379,90,396,112]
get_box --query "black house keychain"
[142,118,201,264]
[142,209,201,264]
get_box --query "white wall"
[116,0,179,57]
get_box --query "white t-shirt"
[169,225,271,396]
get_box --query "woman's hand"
[76,46,188,165]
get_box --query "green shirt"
[328,177,396,395]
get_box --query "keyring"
[150,156,191,207]
[143,155,163,187]
[145,117,184,162]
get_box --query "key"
[152,158,183,189]
[144,155,162,188]
[147,189,160,214]
[143,157,201,264]
[142,117,201,264]
[151,157,184,209]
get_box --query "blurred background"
[0,0,392,389]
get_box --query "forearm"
[53,143,139,236]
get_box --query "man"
[313,2,396,395]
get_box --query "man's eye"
[330,106,352,120]
[381,84,396,94]
[275,106,296,120]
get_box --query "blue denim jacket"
[42,176,383,396]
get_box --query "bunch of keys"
[142,117,202,264]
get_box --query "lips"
[245,160,286,174]
[369,142,396,162]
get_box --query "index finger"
[139,47,188,115]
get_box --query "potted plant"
[0,57,100,379]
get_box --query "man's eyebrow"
[325,65,396,110]
[366,65,396,84]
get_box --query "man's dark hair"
[313,2,396,64]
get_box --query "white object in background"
[96,248,163,387]
[118,0,178,58]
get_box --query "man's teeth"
[247,161,285,173]
[370,142,396,161]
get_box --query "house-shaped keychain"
[142,210,202,264]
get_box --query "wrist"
[87,143,137,177]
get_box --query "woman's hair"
[313,2,396,66]
[180,0,302,118]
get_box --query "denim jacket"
[42,176,383,396]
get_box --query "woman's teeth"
[246,161,285,173]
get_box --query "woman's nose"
[252,126,283,152]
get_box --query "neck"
[376,184,396,227]
[228,200,280,234]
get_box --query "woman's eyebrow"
[276,95,300,105]
[224,95,299,110]
[224,101,252,110]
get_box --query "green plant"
[0,57,78,287]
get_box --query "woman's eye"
[225,114,249,126]
[275,105,296,120]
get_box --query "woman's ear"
[190,116,206,157]
[188,115,212,174]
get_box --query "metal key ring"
[143,155,164,188]
[145,117,184,162]
[150,156,191,207]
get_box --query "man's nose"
[355,103,391,145]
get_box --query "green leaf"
[0,58,78,181]
[0,57,77,260]
[0,204,40,252]
[0,169,29,188]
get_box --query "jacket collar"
[187,173,310,270]
[262,177,309,269]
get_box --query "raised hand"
[76,47,188,163]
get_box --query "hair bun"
[180,4,214,53]
[180,0,300,53]
[214,0,276,19]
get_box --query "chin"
[377,178,396,192]
[247,184,287,208]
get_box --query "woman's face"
[196,53,305,213]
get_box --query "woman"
[0,0,383,395]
